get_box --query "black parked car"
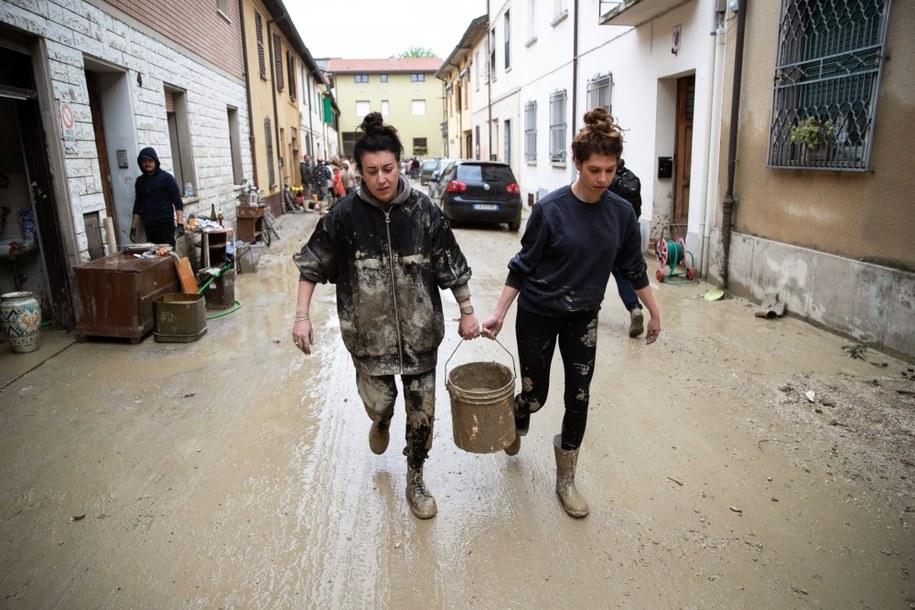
[435,160,522,231]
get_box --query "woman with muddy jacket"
[292,112,482,520]
[481,108,661,518]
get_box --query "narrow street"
[1,199,912,609]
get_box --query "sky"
[286,0,488,60]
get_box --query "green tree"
[398,47,436,58]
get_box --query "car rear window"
[456,164,515,183]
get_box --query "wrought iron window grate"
[768,0,892,171]
[550,90,568,163]
[524,101,537,162]
[587,73,614,115]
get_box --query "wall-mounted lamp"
[671,25,682,55]
[137,73,143,87]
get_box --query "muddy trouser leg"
[556,312,599,450]
[552,312,598,517]
[355,369,397,454]
[514,307,561,436]
[401,369,437,518]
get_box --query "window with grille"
[273,33,284,91]
[524,100,537,162]
[587,73,613,114]
[504,118,512,163]
[255,12,266,80]
[768,0,892,171]
[549,89,567,163]
[265,117,275,186]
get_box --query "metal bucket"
[445,340,517,453]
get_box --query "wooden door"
[672,75,695,242]
[86,72,116,223]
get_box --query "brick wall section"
[0,0,252,261]
[106,0,245,79]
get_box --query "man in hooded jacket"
[130,147,184,246]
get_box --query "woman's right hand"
[481,316,503,339]
[292,320,314,354]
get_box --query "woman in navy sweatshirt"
[482,107,661,518]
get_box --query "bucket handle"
[444,336,516,383]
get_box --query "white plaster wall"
[0,0,252,260]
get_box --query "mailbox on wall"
[658,156,673,179]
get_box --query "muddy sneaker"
[629,307,644,337]
[369,421,390,455]
[406,467,437,519]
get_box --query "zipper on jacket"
[383,206,405,374]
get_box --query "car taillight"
[447,180,467,193]
[506,182,520,195]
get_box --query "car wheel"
[508,217,521,232]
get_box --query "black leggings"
[515,307,599,450]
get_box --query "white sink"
[0,239,38,262]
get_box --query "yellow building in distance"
[326,58,445,161]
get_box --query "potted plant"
[791,117,834,152]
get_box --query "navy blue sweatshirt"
[133,147,183,225]
[506,185,648,317]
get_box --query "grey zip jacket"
[293,174,472,375]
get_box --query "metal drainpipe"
[486,1,492,161]
[720,2,748,292]
[267,17,285,194]
[571,0,579,178]
[237,0,258,184]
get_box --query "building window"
[413,138,428,156]
[768,0,890,171]
[287,51,296,100]
[587,73,613,114]
[227,106,242,184]
[164,86,195,190]
[554,0,568,21]
[524,100,537,162]
[489,27,497,81]
[410,73,425,82]
[380,74,388,82]
[354,74,369,83]
[411,99,426,115]
[217,0,229,18]
[528,0,537,41]
[549,89,567,163]
[504,11,511,70]
[381,100,390,116]
[273,33,284,91]
[504,118,512,164]
[475,125,481,159]
[474,51,481,89]
[255,11,266,80]
[355,100,371,117]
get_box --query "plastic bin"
[154,293,207,342]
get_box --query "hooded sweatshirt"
[293,174,472,375]
[133,147,183,225]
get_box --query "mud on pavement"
[0,209,912,609]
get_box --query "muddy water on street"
[0,208,911,609]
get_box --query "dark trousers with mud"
[514,307,598,450]
[355,368,435,466]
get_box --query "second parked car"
[434,160,522,231]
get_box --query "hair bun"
[360,112,385,134]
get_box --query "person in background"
[130,147,184,247]
[330,155,346,205]
[292,112,482,520]
[481,108,661,519]
[607,159,645,337]
[313,157,331,207]
[300,154,314,209]
[341,159,356,195]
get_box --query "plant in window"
[790,117,834,150]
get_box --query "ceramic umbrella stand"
[0,291,42,353]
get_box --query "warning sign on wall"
[59,99,76,153]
